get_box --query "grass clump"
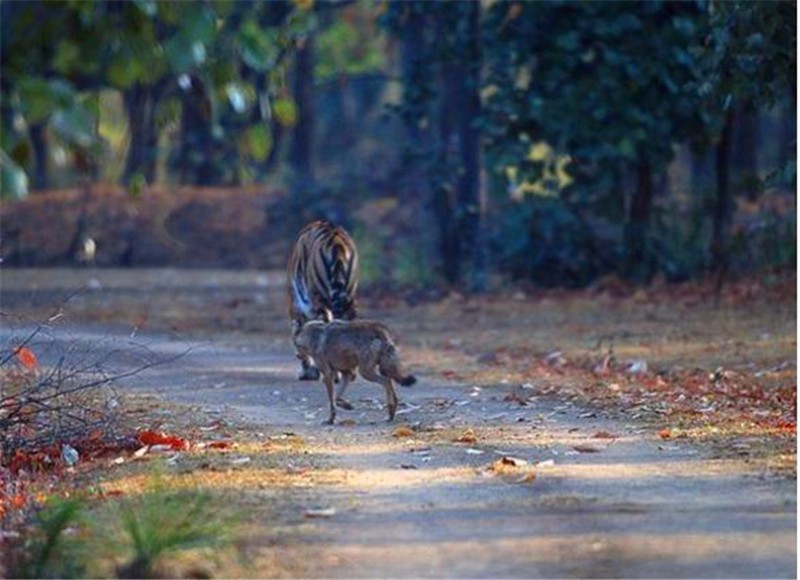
[12,498,87,579]
[115,488,236,579]
[8,477,239,579]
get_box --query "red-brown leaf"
[14,346,38,371]
[592,430,618,439]
[138,429,187,450]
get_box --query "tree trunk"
[123,84,158,184]
[454,1,486,292]
[778,96,796,170]
[732,103,759,200]
[289,35,316,198]
[690,149,714,195]
[623,153,655,282]
[176,77,224,186]
[712,107,735,292]
[264,121,284,172]
[430,3,464,287]
[29,122,48,190]
[434,59,460,286]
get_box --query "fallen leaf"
[514,472,537,484]
[592,431,618,439]
[658,428,672,440]
[627,360,648,374]
[498,456,528,466]
[544,350,567,367]
[503,392,529,406]
[304,507,336,518]
[149,444,173,453]
[132,446,149,458]
[485,457,537,484]
[454,428,478,443]
[572,444,601,453]
[409,447,431,455]
[395,403,421,416]
[593,354,614,375]
[138,429,187,450]
[61,444,79,466]
[13,346,38,371]
[392,425,415,438]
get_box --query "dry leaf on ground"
[572,443,601,453]
[392,425,415,438]
[305,507,337,518]
[454,428,478,443]
[514,472,537,484]
[592,431,618,439]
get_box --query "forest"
[1,2,797,578]
[1,0,795,289]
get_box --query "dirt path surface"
[1,269,796,578]
[1,324,794,578]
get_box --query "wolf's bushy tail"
[380,342,416,387]
[398,374,417,387]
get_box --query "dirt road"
[2,323,793,578]
[1,269,795,578]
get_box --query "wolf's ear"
[319,308,333,323]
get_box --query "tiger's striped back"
[287,220,359,327]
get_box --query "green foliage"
[115,489,237,578]
[698,1,796,113]
[0,0,316,188]
[7,481,240,579]
[493,197,611,288]
[483,1,705,196]
[238,18,282,72]
[0,150,29,199]
[240,124,273,162]
[14,498,87,579]
[316,2,387,80]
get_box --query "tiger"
[287,220,359,380]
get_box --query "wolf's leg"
[360,366,398,422]
[322,372,336,425]
[298,355,320,381]
[335,370,355,410]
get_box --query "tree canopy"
[0,0,795,287]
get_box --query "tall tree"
[698,0,796,281]
[385,1,487,289]
[453,1,486,292]
[289,34,316,196]
[483,1,705,283]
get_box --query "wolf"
[293,319,416,424]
